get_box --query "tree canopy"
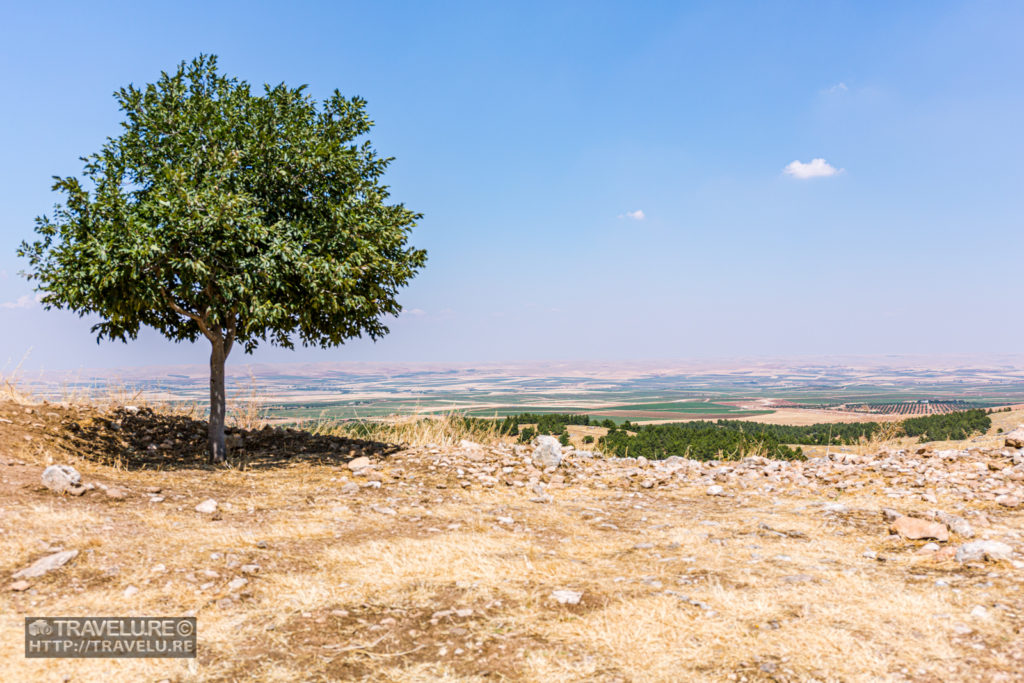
[21,54,426,352]
[20,54,426,461]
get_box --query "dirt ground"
[1,399,1022,682]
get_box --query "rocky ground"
[1,399,1023,682]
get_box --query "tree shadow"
[64,407,400,471]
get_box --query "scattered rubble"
[2,400,1023,680]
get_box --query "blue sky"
[1,1,1022,371]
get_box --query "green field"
[599,401,753,413]
[35,364,1024,427]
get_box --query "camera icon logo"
[28,619,52,636]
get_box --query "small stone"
[1003,426,1024,448]
[256,541,269,549]
[195,499,218,514]
[706,485,725,496]
[881,508,902,522]
[41,465,84,495]
[969,605,988,619]
[780,574,816,584]
[149,496,165,503]
[12,550,79,579]
[105,487,128,500]
[552,589,582,605]
[937,512,974,538]
[240,564,260,575]
[340,483,360,495]
[995,494,1020,508]
[371,505,397,516]
[123,585,139,598]
[955,540,1013,563]
[227,577,248,591]
[891,517,949,542]
[531,435,563,469]
[144,486,162,494]
[347,456,370,471]
[9,580,30,591]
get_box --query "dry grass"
[227,375,268,431]
[316,412,509,449]
[1,397,1022,682]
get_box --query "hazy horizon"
[3,1,1023,371]
[10,353,1024,382]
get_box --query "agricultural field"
[840,400,990,415]
[15,357,1024,428]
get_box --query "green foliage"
[582,435,594,444]
[708,419,884,446]
[558,429,570,446]
[599,421,804,461]
[495,413,590,437]
[518,427,537,444]
[901,410,990,441]
[595,409,992,461]
[20,54,426,354]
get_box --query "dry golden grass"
[2,397,1022,682]
[316,412,508,449]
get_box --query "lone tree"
[19,55,427,463]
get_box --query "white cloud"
[406,308,427,317]
[618,209,645,220]
[0,293,42,310]
[783,158,842,179]
[824,82,848,94]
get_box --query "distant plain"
[17,357,1024,427]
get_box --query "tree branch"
[161,288,217,342]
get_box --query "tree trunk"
[208,340,228,464]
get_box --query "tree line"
[600,422,805,461]
[596,409,992,460]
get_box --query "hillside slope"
[2,399,1023,681]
